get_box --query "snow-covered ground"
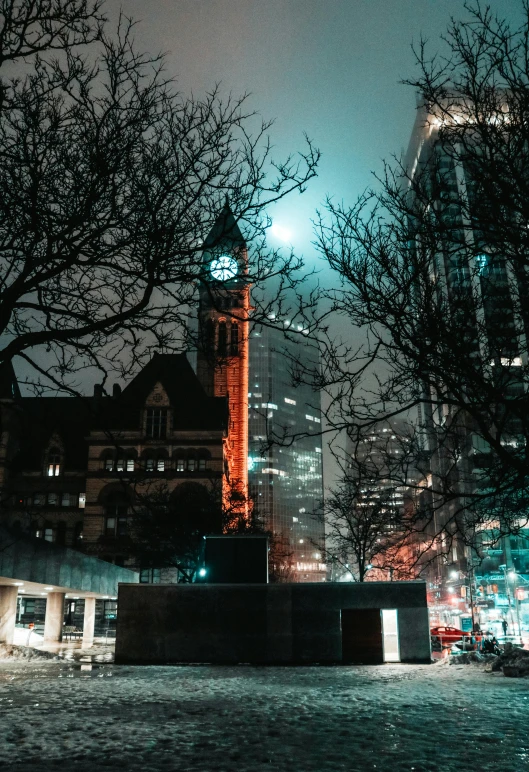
[0,660,527,772]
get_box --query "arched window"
[142,449,168,473]
[101,449,115,472]
[205,318,215,352]
[197,449,212,472]
[47,447,61,477]
[104,492,129,538]
[187,450,197,472]
[173,449,186,473]
[230,323,239,356]
[115,450,137,473]
[218,321,227,357]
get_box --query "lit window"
[126,459,134,472]
[157,458,165,472]
[198,459,206,471]
[105,457,114,471]
[293,516,299,522]
[305,414,314,421]
[176,459,185,472]
[78,493,86,509]
[284,397,296,405]
[188,458,196,472]
[116,458,125,472]
[146,408,167,439]
[47,492,58,506]
[146,458,155,472]
[44,528,54,543]
[47,453,61,476]
[262,403,278,410]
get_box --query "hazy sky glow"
[117,1,521,485]
[122,0,520,266]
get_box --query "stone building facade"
[0,353,229,578]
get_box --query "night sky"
[121,0,521,267]
[117,0,521,487]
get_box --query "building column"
[43,592,65,643]
[82,597,96,648]
[0,585,18,644]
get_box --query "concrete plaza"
[0,660,527,772]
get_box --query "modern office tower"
[347,418,415,519]
[405,100,529,634]
[248,324,325,581]
[342,418,419,581]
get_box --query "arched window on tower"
[231,323,239,356]
[218,321,227,357]
[205,318,215,355]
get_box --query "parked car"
[430,626,471,647]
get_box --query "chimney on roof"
[94,384,103,399]
[113,384,122,399]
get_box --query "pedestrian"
[501,618,508,637]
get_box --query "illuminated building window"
[47,449,61,476]
[116,458,125,472]
[79,493,86,509]
[157,458,165,472]
[188,458,196,472]
[284,397,296,405]
[146,458,155,472]
[127,458,135,472]
[105,457,114,471]
[176,459,185,472]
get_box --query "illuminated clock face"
[210,254,238,281]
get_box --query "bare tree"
[0,1,104,69]
[0,1,319,395]
[128,478,285,583]
[312,2,529,558]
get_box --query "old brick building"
[0,354,228,575]
[0,205,251,585]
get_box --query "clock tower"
[197,204,250,518]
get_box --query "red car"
[430,626,471,647]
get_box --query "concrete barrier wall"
[116,581,431,665]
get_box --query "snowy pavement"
[0,660,528,772]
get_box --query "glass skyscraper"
[248,325,325,582]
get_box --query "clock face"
[210,254,238,282]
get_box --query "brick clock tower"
[197,204,250,518]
